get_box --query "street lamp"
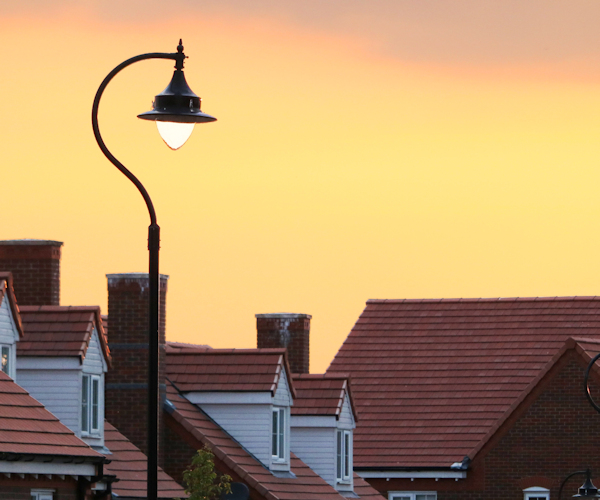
[559,469,600,499]
[91,39,216,500]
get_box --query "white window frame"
[0,344,13,379]
[336,429,352,483]
[81,374,101,436]
[272,407,286,462]
[389,492,437,500]
[31,489,54,500]
[524,487,550,500]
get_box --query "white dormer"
[290,374,357,492]
[16,306,110,452]
[168,348,295,473]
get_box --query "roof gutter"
[355,457,470,480]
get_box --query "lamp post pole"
[92,41,215,500]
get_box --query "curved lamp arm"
[559,470,588,500]
[585,352,600,414]
[91,49,184,500]
[91,51,182,224]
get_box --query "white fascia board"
[185,391,272,405]
[291,415,337,428]
[17,357,81,370]
[356,470,467,479]
[0,460,97,476]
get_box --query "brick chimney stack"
[256,313,311,374]
[105,273,169,457]
[0,239,63,306]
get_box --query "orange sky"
[2,3,600,372]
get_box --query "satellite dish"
[221,482,250,500]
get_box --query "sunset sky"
[3,1,600,372]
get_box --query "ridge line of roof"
[19,305,102,312]
[167,348,287,355]
[292,373,351,380]
[367,296,600,304]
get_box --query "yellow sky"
[2,4,600,372]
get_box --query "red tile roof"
[19,306,111,366]
[166,348,296,397]
[0,273,23,339]
[0,370,101,458]
[291,374,358,421]
[165,382,382,499]
[327,297,600,468]
[104,421,186,499]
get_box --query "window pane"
[278,409,285,459]
[81,375,89,432]
[344,432,350,478]
[1,346,9,375]
[92,379,99,431]
[272,410,278,456]
[336,431,342,479]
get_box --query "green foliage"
[181,445,232,500]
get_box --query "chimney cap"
[255,313,312,319]
[0,239,63,246]
[106,273,170,286]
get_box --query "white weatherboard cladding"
[0,296,18,345]
[199,403,272,467]
[17,368,80,432]
[338,390,355,429]
[291,427,336,486]
[272,364,293,407]
[82,328,107,375]
[81,328,106,449]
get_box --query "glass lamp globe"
[156,121,195,150]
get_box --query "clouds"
[4,0,600,65]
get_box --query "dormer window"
[336,430,351,482]
[82,374,101,435]
[272,407,286,460]
[1,345,11,376]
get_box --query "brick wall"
[0,240,62,306]
[256,313,311,374]
[371,350,600,499]
[0,476,79,499]
[163,416,198,485]
[105,273,168,458]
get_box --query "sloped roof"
[19,305,111,366]
[327,297,600,468]
[104,421,186,499]
[465,336,600,462]
[165,382,382,500]
[0,370,101,459]
[291,374,358,421]
[166,348,296,397]
[0,272,23,339]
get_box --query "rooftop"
[328,296,600,468]
[166,348,294,395]
[19,305,110,364]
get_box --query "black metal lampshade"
[138,68,216,124]
[574,471,600,498]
